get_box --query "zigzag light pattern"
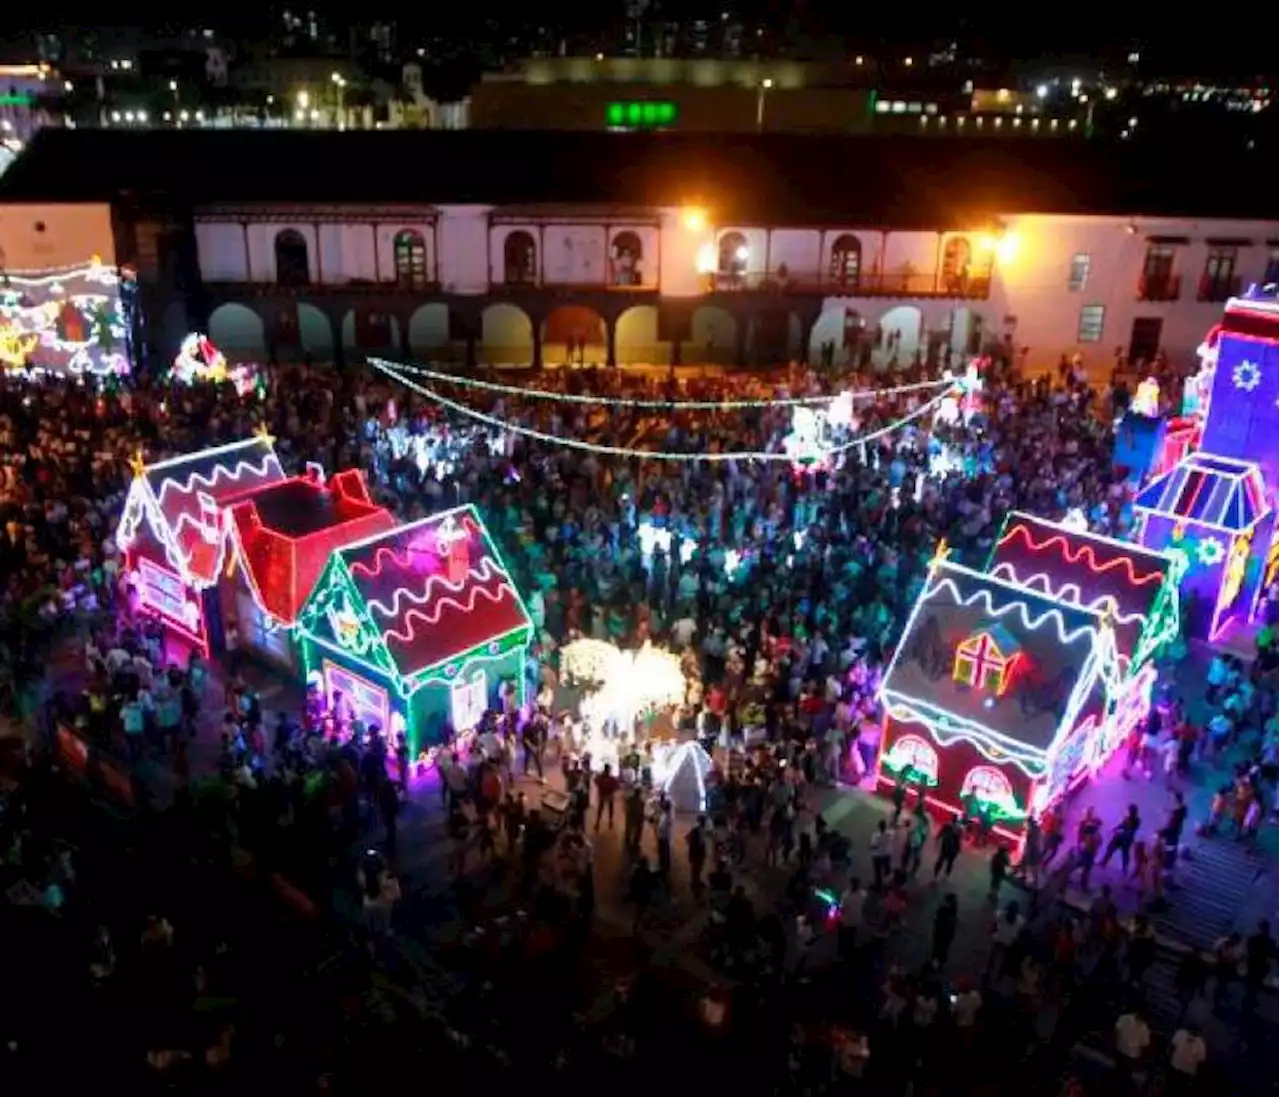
[883,696,1049,777]
[987,565,1148,625]
[365,558,510,621]
[155,454,284,509]
[920,577,1103,647]
[382,584,515,646]
[997,524,1166,588]
[348,516,484,581]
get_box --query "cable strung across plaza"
[367,357,955,411]
[369,357,952,463]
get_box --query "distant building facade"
[0,130,1274,372]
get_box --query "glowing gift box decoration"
[222,467,396,669]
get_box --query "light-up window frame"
[450,670,488,732]
[953,631,1017,695]
[324,659,391,734]
[136,556,207,652]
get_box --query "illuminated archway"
[542,305,606,365]
[479,303,533,366]
[208,303,265,355]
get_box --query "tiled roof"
[1134,454,1271,531]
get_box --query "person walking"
[933,815,962,881]
[1100,803,1141,873]
[686,814,708,896]
[870,819,893,889]
[931,893,959,968]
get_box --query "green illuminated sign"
[0,94,33,107]
[607,101,677,129]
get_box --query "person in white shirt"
[1115,1010,1151,1063]
[952,982,982,1029]
[1169,1025,1206,1077]
[838,879,866,958]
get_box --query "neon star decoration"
[1232,359,1262,392]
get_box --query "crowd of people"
[0,343,1275,1092]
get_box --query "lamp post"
[331,72,346,130]
[756,77,773,132]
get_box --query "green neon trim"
[405,628,531,695]
[0,94,33,106]
[605,100,677,129]
[882,758,938,787]
[406,623,531,687]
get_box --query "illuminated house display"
[116,434,286,653]
[295,506,534,757]
[222,466,396,668]
[1136,292,1277,640]
[988,511,1183,774]
[877,556,1121,841]
[1134,454,1270,641]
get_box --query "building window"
[274,229,310,287]
[941,236,973,293]
[1264,252,1278,286]
[393,229,428,288]
[829,233,862,289]
[1198,246,1239,303]
[1077,305,1105,343]
[717,231,749,277]
[1067,253,1091,292]
[610,230,643,286]
[450,670,488,732]
[1139,244,1180,301]
[502,230,537,284]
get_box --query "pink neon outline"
[382,584,517,645]
[132,552,209,656]
[347,516,483,582]
[366,558,509,621]
[997,524,1165,588]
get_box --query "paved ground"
[26,624,1279,1091]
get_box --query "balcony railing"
[1196,273,1241,303]
[205,278,441,295]
[700,269,993,299]
[1137,273,1181,302]
[490,276,660,294]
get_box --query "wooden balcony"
[698,268,994,300]
[1137,273,1182,302]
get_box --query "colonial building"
[0,129,1274,373]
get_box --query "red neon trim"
[348,515,483,580]
[1221,310,1279,343]
[997,524,1166,587]
[129,551,210,657]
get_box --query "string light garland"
[368,356,953,410]
[369,358,952,464]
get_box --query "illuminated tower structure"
[1133,289,1278,640]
